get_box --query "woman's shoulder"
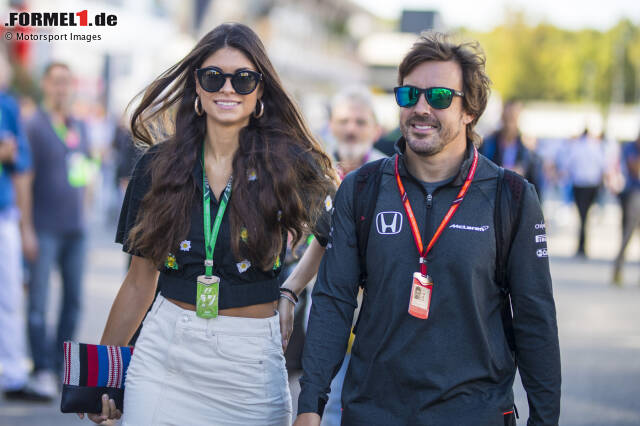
[127,141,167,194]
[132,142,163,175]
[138,141,163,161]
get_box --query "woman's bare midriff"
[166,297,276,318]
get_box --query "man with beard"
[295,32,560,426]
[317,86,386,426]
[329,86,386,180]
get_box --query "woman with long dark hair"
[77,23,336,425]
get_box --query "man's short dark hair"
[398,31,491,146]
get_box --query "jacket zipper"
[399,162,433,261]
[425,193,433,259]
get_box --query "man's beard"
[51,97,70,112]
[336,141,371,163]
[400,114,460,157]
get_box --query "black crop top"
[115,144,332,309]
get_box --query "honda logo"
[376,212,403,235]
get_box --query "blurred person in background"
[330,86,386,179]
[320,85,385,426]
[84,102,115,227]
[0,46,46,402]
[111,121,142,222]
[613,131,640,285]
[77,23,336,425]
[560,129,606,257]
[480,99,543,198]
[282,87,388,420]
[24,62,91,397]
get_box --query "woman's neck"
[204,120,241,163]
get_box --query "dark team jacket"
[116,143,331,309]
[298,139,561,425]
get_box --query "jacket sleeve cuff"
[297,386,328,417]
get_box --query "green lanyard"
[53,122,68,144]
[202,145,232,277]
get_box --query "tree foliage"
[460,12,640,106]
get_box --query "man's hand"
[0,136,17,163]
[278,295,295,352]
[293,412,321,426]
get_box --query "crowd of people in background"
[0,36,639,421]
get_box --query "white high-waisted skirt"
[122,293,292,426]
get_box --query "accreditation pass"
[408,272,433,319]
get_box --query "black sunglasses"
[196,66,262,95]
[394,86,464,109]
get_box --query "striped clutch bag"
[60,342,134,414]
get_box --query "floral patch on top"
[165,253,178,270]
[324,195,333,211]
[179,240,191,251]
[237,260,251,273]
[240,227,249,243]
[248,169,257,181]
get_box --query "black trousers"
[573,185,600,255]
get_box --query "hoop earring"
[253,99,264,119]
[194,96,204,116]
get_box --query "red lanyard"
[394,147,479,276]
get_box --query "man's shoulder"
[366,148,388,163]
[24,108,49,133]
[476,150,501,180]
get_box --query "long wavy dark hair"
[126,23,337,270]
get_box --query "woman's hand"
[278,295,295,352]
[76,394,122,424]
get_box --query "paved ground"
[1,200,639,425]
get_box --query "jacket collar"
[393,136,476,186]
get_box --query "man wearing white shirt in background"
[561,129,606,257]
